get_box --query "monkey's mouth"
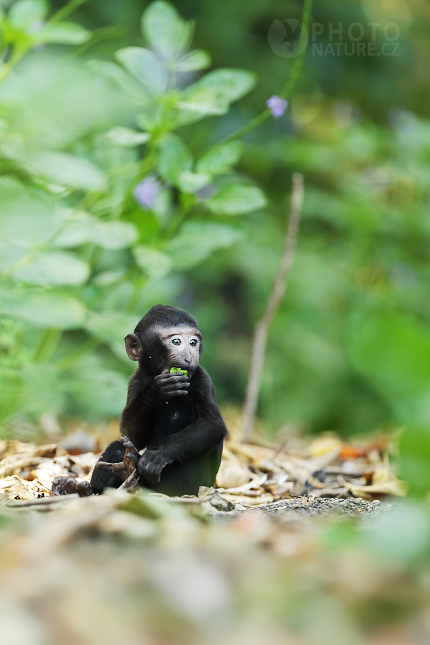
[171,364,193,375]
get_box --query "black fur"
[90,305,228,496]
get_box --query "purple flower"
[133,176,160,209]
[266,95,289,118]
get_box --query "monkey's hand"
[137,449,172,485]
[52,477,93,497]
[152,369,189,400]
[96,436,139,481]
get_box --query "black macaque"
[88,304,228,497]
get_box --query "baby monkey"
[53,305,228,497]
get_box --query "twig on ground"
[118,469,140,491]
[241,173,305,442]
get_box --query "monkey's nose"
[184,357,191,365]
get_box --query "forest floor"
[0,419,426,645]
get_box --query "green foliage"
[398,426,430,498]
[0,0,266,428]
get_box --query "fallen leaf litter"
[0,433,403,515]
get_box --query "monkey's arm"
[138,370,228,484]
[121,369,190,447]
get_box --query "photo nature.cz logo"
[268,19,400,58]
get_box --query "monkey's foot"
[96,435,140,482]
[52,477,93,497]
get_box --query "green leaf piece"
[205,184,267,216]
[157,134,192,185]
[197,142,243,175]
[141,1,193,60]
[170,367,187,375]
[115,48,168,95]
[11,251,90,286]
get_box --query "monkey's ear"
[124,333,142,361]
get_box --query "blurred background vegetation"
[1,0,430,452]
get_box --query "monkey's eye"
[190,339,197,347]
[172,338,181,346]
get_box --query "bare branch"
[241,173,304,442]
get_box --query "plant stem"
[49,0,87,23]
[219,0,313,145]
[33,329,62,363]
[126,276,147,313]
[56,337,99,374]
[0,47,27,83]
[241,173,304,443]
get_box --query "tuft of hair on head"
[134,304,199,336]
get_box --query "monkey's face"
[125,324,202,376]
[159,325,201,375]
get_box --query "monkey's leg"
[90,437,139,494]
[52,477,92,497]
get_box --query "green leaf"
[197,142,243,175]
[0,378,24,426]
[21,363,66,417]
[66,356,128,416]
[196,68,256,103]
[89,60,149,105]
[105,127,150,148]
[8,0,47,28]
[91,222,138,250]
[166,221,244,270]
[175,50,211,72]
[0,288,86,329]
[133,246,172,279]
[399,426,430,497]
[177,171,210,194]
[33,22,91,45]
[53,210,95,248]
[141,1,193,60]
[0,244,28,272]
[176,69,256,124]
[11,251,90,286]
[365,502,430,562]
[157,134,192,185]
[205,184,266,215]
[348,312,430,424]
[115,47,168,95]
[0,178,54,249]
[177,86,229,119]
[29,151,106,192]
[85,312,137,344]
